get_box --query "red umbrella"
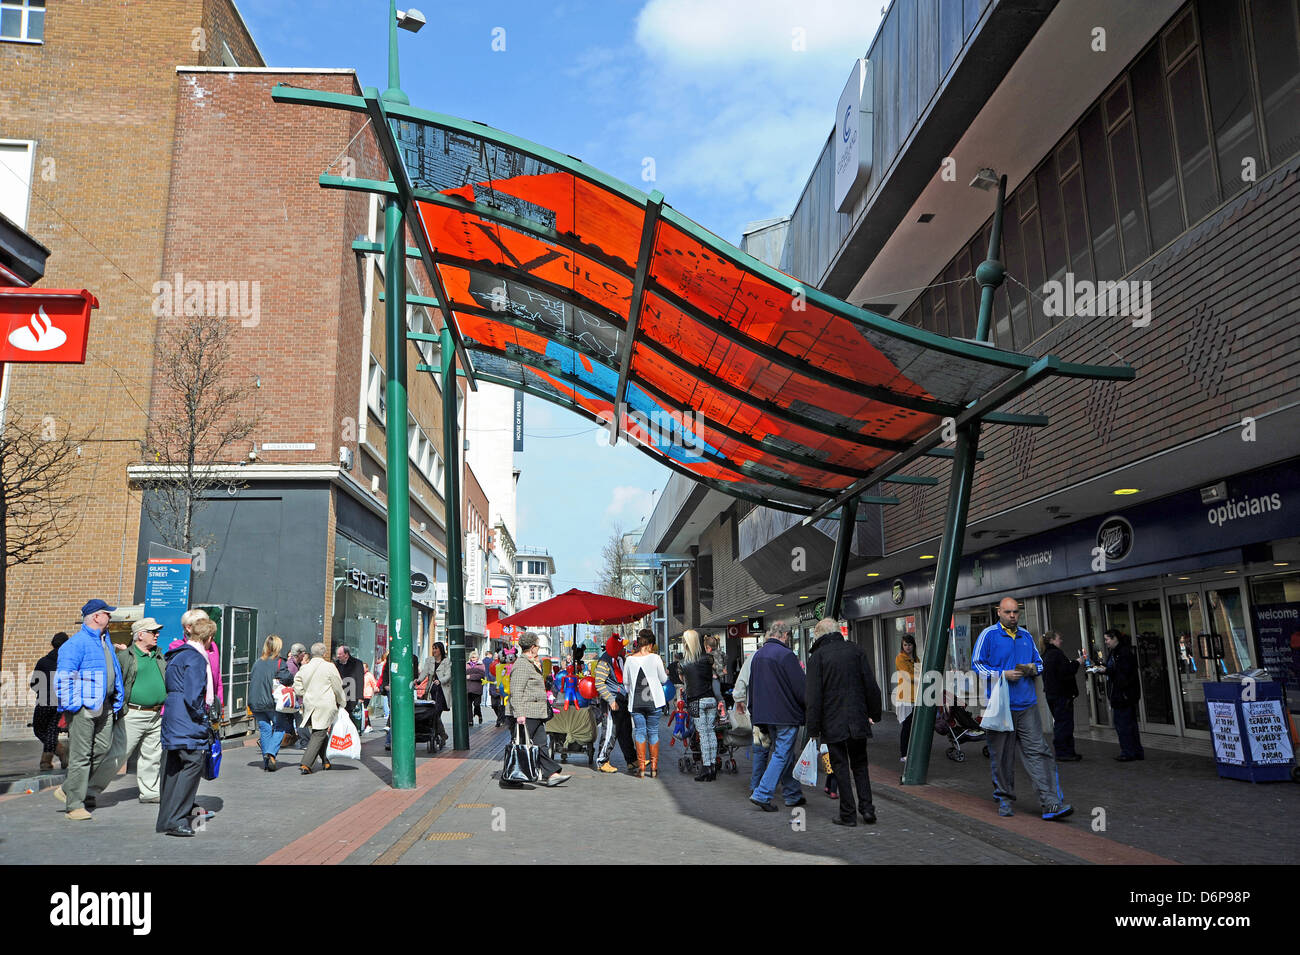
[498,588,657,627]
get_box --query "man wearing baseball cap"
[53,599,126,820]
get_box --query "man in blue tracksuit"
[972,597,1072,821]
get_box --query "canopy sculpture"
[271,83,1135,785]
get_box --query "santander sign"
[0,289,97,364]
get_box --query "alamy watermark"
[1042,274,1151,328]
[152,272,261,327]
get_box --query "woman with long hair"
[248,634,291,771]
[895,634,919,762]
[623,630,669,777]
[421,641,451,748]
[682,629,721,782]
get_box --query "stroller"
[413,700,446,754]
[671,700,741,776]
[934,690,988,762]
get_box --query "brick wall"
[0,0,261,735]
[882,156,1300,551]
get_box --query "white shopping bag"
[980,675,1013,732]
[326,707,362,759]
[792,737,819,787]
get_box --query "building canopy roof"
[273,85,1133,516]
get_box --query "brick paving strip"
[257,720,505,866]
[867,751,1178,865]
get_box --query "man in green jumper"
[94,618,168,803]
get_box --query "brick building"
[0,2,475,734]
[639,0,1300,745]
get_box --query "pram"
[934,691,989,762]
[413,699,446,754]
[672,700,742,775]
[546,704,597,766]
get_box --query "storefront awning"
[272,85,1134,515]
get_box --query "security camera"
[248,449,258,461]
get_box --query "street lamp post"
[382,0,423,789]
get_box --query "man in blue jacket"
[972,597,1072,821]
[53,599,126,821]
[747,620,807,812]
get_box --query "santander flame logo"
[8,305,68,352]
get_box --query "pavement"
[2,712,1297,865]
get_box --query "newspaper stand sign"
[0,289,97,364]
[1203,681,1297,782]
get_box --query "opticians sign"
[0,289,98,364]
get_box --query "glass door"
[1104,596,1177,733]
[1166,588,1210,731]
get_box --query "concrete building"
[640,0,1300,743]
[514,546,558,654]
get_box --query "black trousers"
[1112,703,1144,758]
[468,693,483,722]
[899,713,914,757]
[1048,695,1079,757]
[826,738,874,820]
[156,747,204,832]
[524,718,563,778]
[606,702,637,762]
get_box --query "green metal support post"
[383,0,416,789]
[824,497,857,619]
[901,173,1006,786]
[441,325,470,751]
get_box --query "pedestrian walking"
[667,652,685,704]
[972,598,1073,820]
[488,653,506,727]
[362,660,378,733]
[505,632,570,787]
[747,619,807,812]
[334,644,366,732]
[420,642,451,748]
[682,630,720,782]
[30,632,69,771]
[623,630,669,778]
[284,643,309,746]
[895,634,919,762]
[1040,630,1083,761]
[593,634,637,774]
[249,634,293,771]
[295,643,346,773]
[1096,628,1145,761]
[805,618,883,826]
[466,651,486,725]
[95,617,168,803]
[156,615,217,837]
[53,599,125,821]
[376,650,391,722]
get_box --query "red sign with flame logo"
[0,289,97,364]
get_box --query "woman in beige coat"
[294,642,346,773]
[506,632,570,787]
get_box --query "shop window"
[1036,157,1069,321]
[698,554,713,610]
[926,286,948,337]
[1108,117,1151,269]
[939,0,962,78]
[1249,0,1300,167]
[1131,44,1185,250]
[1058,168,1094,284]
[1078,106,1123,281]
[954,247,975,338]
[898,0,918,132]
[0,140,33,229]
[1167,52,1220,223]
[0,0,43,42]
[1197,0,1262,200]
[1019,209,1049,341]
[943,260,966,339]
[1000,196,1030,348]
[367,356,386,424]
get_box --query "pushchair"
[672,700,741,775]
[934,691,988,762]
[413,699,446,754]
[546,703,597,766]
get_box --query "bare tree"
[138,314,259,555]
[595,522,636,642]
[0,410,88,665]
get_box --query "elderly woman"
[506,632,570,787]
[466,650,486,725]
[157,616,217,837]
[249,634,291,771]
[294,642,346,774]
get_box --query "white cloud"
[605,484,656,523]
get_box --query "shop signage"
[513,390,524,452]
[465,532,482,602]
[833,58,874,213]
[798,604,818,623]
[748,618,763,633]
[484,586,507,608]
[145,545,192,648]
[1250,603,1300,693]
[0,288,97,364]
[410,571,430,595]
[891,579,905,605]
[346,568,388,599]
[1096,516,1134,563]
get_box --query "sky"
[240,0,884,591]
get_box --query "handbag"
[203,731,222,781]
[501,722,540,785]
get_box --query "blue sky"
[240,0,883,590]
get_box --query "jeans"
[253,710,288,759]
[751,725,803,805]
[381,694,390,720]
[631,707,662,745]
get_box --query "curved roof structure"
[272,85,1133,515]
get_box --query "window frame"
[0,0,44,44]
[0,139,35,229]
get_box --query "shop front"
[332,531,389,669]
[843,458,1300,739]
